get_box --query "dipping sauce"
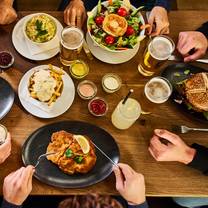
[77,80,97,100]
[70,60,89,79]
[102,73,121,93]
[88,97,108,117]
[0,125,7,145]
[0,51,14,69]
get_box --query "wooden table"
[0,11,208,197]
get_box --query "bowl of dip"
[102,73,122,93]
[70,60,89,79]
[0,124,7,145]
[0,51,14,69]
[23,13,57,45]
[77,80,97,100]
[88,97,108,117]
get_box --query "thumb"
[113,166,124,191]
[154,129,179,144]
[184,50,204,62]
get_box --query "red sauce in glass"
[89,98,107,116]
[0,52,12,66]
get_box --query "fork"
[173,125,208,134]
[168,55,208,64]
[34,152,58,168]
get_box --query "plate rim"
[0,77,15,120]
[12,13,63,61]
[18,65,75,118]
[21,120,120,188]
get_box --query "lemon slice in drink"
[74,135,90,154]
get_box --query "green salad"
[88,0,145,51]
[25,14,57,43]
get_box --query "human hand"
[149,129,196,164]
[64,0,86,28]
[148,6,169,36]
[177,31,208,62]
[3,166,34,205]
[113,163,145,205]
[0,1,17,25]
[0,132,11,164]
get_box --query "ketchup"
[89,98,107,116]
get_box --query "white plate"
[86,32,140,64]
[18,65,75,118]
[12,13,63,61]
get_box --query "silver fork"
[168,55,208,64]
[34,152,58,168]
[181,125,208,134]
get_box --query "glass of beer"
[60,26,84,66]
[144,76,172,104]
[138,35,175,76]
[111,98,141,130]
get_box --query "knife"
[168,55,208,64]
[91,141,119,168]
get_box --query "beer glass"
[144,76,172,104]
[60,26,84,66]
[138,36,175,76]
[111,98,141,130]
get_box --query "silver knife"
[168,55,208,64]
[91,141,119,168]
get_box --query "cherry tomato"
[95,16,105,25]
[105,35,115,45]
[125,26,135,36]
[117,7,128,17]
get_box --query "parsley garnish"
[35,20,48,37]
[74,156,84,164]
[65,149,73,158]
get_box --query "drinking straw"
[122,89,134,105]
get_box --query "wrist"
[180,147,196,165]
[128,197,146,206]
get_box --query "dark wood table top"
[0,11,208,196]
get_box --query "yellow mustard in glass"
[70,60,89,79]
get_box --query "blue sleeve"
[128,201,149,208]
[155,0,171,11]
[1,200,22,208]
[196,22,208,38]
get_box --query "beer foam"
[61,27,83,50]
[149,37,174,60]
[145,77,172,104]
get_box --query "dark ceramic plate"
[22,121,120,188]
[0,77,15,120]
[161,63,208,123]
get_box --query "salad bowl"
[87,0,146,54]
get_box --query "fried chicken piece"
[47,131,73,164]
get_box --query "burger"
[176,72,208,119]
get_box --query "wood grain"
[0,11,208,196]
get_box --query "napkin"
[25,35,59,56]
[19,85,54,113]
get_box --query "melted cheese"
[32,70,56,102]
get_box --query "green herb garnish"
[184,70,190,75]
[174,72,181,77]
[35,20,48,37]
[65,148,73,158]
[74,156,84,164]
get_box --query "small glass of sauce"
[70,60,89,79]
[0,51,14,70]
[0,124,7,145]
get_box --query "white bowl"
[23,13,58,46]
[87,1,145,53]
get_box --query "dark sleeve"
[154,0,171,11]
[1,200,22,208]
[188,143,208,175]
[196,22,208,38]
[128,201,149,208]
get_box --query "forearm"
[197,22,208,38]
[188,143,208,175]
[155,0,170,11]
[1,199,22,208]
[128,201,149,208]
